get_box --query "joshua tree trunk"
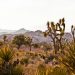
[53,39,57,54]
[73,35,75,44]
[73,37,75,50]
[29,44,32,51]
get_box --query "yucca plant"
[0,45,14,63]
[0,45,14,75]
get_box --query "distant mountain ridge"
[0,29,15,35]
[0,28,29,35]
[13,28,29,34]
[0,28,73,43]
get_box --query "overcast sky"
[0,0,75,32]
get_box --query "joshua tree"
[25,37,32,51]
[3,35,7,44]
[71,25,75,45]
[0,41,3,47]
[44,18,65,54]
[71,25,75,51]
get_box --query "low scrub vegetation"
[0,18,75,75]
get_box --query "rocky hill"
[0,28,72,43]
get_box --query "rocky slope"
[0,28,72,43]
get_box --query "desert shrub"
[20,58,29,65]
[41,55,46,60]
[47,67,67,75]
[43,44,52,51]
[33,43,39,48]
[24,67,37,75]
[11,65,24,75]
[45,54,58,64]
[37,64,46,75]
[48,55,55,61]
[61,42,75,74]
[13,59,20,67]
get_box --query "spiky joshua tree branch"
[44,18,65,54]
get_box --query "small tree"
[12,35,26,49]
[44,18,65,54]
[12,35,32,50]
